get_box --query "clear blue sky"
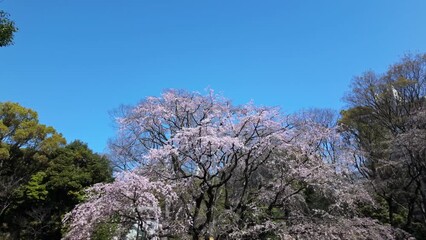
[1,1,425,153]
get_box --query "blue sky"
[1,1,425,153]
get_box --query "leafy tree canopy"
[0,10,17,47]
[341,53,426,238]
[0,102,112,239]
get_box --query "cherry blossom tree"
[64,90,409,239]
[63,171,177,240]
[109,90,295,238]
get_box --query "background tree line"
[340,53,426,238]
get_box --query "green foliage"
[0,102,112,239]
[25,172,48,200]
[0,10,17,47]
[0,102,66,239]
[15,141,113,239]
[358,196,390,223]
[340,106,387,141]
[91,222,120,240]
[0,102,66,153]
[46,140,113,204]
[304,186,333,212]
